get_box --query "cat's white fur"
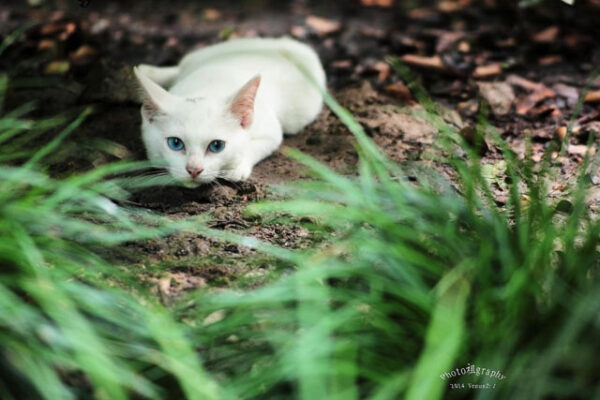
[134,37,326,185]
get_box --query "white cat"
[134,37,326,185]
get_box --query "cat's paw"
[227,163,253,182]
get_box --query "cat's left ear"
[230,75,261,129]
[134,66,177,122]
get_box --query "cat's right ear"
[134,66,176,122]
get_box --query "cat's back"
[169,37,325,134]
[169,37,325,97]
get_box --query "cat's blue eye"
[208,140,225,153]
[167,137,185,151]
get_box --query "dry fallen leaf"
[506,74,544,92]
[384,81,412,100]
[477,81,515,116]
[531,26,559,43]
[515,87,555,115]
[407,8,439,19]
[393,108,438,143]
[69,45,97,64]
[306,15,341,36]
[438,0,471,12]
[360,0,394,6]
[330,60,352,69]
[40,22,69,36]
[400,54,446,71]
[58,23,77,41]
[538,55,563,65]
[568,144,596,157]
[473,64,502,79]
[371,61,391,82]
[555,126,567,141]
[584,90,600,103]
[37,39,57,52]
[457,40,470,52]
[202,8,222,21]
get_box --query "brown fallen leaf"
[457,99,478,116]
[407,8,439,19]
[457,40,470,52]
[58,23,77,41]
[306,15,341,36]
[438,0,471,12]
[528,104,560,118]
[202,8,222,21]
[40,22,68,36]
[506,74,544,92]
[37,39,56,51]
[384,81,412,100]
[515,87,555,115]
[400,54,445,71]
[370,61,391,82]
[556,126,567,141]
[392,106,437,143]
[531,26,559,43]
[538,55,563,65]
[477,81,515,116]
[568,144,596,157]
[330,60,352,69]
[360,0,394,6]
[584,90,600,103]
[69,45,97,64]
[473,64,502,79]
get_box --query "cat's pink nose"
[186,165,204,179]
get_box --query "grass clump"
[0,77,223,399]
[176,63,600,399]
[1,43,599,399]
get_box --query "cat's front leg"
[227,159,254,182]
[226,136,281,182]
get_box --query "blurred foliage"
[0,73,224,399]
[175,59,600,399]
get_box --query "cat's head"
[134,67,260,185]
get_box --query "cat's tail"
[136,64,180,87]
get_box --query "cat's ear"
[230,75,261,129]
[134,66,176,121]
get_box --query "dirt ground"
[1,0,599,298]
